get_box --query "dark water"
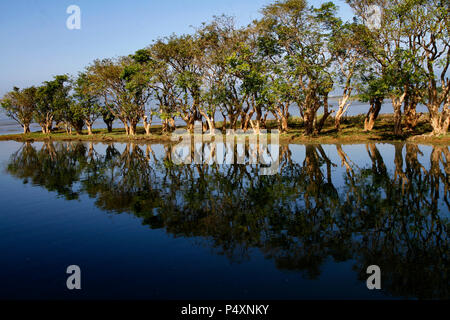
[0,140,448,300]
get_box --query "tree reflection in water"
[5,141,449,299]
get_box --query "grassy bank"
[1,114,449,145]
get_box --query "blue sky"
[0,0,354,95]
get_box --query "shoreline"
[1,116,449,146]
[1,130,449,146]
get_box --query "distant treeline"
[1,0,449,136]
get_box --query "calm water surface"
[0,140,448,299]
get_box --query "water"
[0,140,448,300]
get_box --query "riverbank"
[1,114,449,145]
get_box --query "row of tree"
[1,0,449,136]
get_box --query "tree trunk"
[249,109,262,134]
[302,94,319,136]
[261,112,268,129]
[45,114,53,134]
[281,116,288,133]
[169,117,176,132]
[229,113,238,130]
[199,109,215,134]
[23,124,30,134]
[162,119,169,134]
[143,115,152,135]
[315,96,332,134]
[222,112,228,131]
[392,92,407,136]
[129,121,137,136]
[105,120,113,133]
[303,110,315,135]
[364,98,382,132]
[85,121,93,135]
[335,92,352,131]
[274,105,289,133]
[72,120,84,135]
[45,122,52,134]
[429,101,450,135]
[404,94,421,131]
[122,119,130,135]
[242,109,255,132]
[186,115,195,132]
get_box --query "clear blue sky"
[0,0,353,96]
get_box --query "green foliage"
[34,75,71,131]
[1,86,37,130]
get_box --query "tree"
[101,108,116,133]
[348,0,449,136]
[1,86,36,134]
[120,57,153,135]
[225,29,269,134]
[329,22,366,131]
[35,75,71,134]
[359,72,388,132]
[129,48,177,135]
[141,45,181,134]
[260,0,338,135]
[85,58,151,136]
[152,35,204,132]
[407,0,449,135]
[86,59,127,133]
[71,72,103,135]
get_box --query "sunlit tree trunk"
[120,118,130,135]
[129,121,138,136]
[428,96,450,136]
[199,109,215,134]
[185,114,196,132]
[242,108,255,132]
[335,89,352,131]
[249,108,262,134]
[404,94,421,131]
[273,105,289,133]
[364,98,383,132]
[391,91,407,136]
[85,120,93,135]
[143,115,152,135]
